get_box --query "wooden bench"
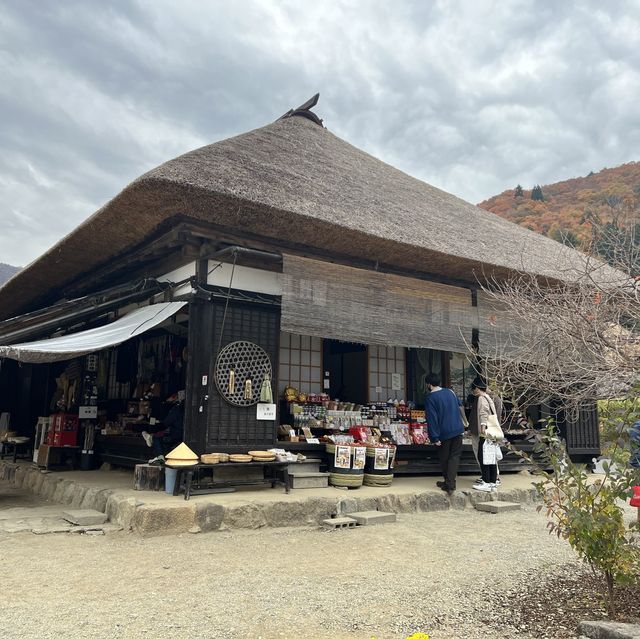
[171,461,290,500]
[0,440,32,462]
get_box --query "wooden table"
[171,461,290,500]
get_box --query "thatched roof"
[0,106,596,320]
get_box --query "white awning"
[0,302,187,363]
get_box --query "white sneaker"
[142,431,153,447]
[472,481,493,492]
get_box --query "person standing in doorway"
[470,377,499,492]
[424,373,465,493]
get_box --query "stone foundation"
[0,460,539,537]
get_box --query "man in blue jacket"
[424,372,465,493]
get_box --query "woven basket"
[251,455,276,462]
[248,450,275,459]
[200,454,221,465]
[229,454,253,463]
[363,473,394,487]
[329,472,364,488]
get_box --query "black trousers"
[438,434,463,490]
[478,439,498,484]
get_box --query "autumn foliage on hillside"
[478,162,640,249]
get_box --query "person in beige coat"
[469,377,499,492]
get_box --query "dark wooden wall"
[566,402,600,458]
[185,298,280,453]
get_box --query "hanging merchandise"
[228,369,236,395]
[259,373,273,403]
[214,341,272,407]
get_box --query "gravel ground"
[0,504,594,639]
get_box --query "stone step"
[62,509,108,526]
[288,459,322,474]
[322,516,357,529]
[347,510,396,526]
[475,501,521,514]
[289,472,329,489]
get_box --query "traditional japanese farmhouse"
[0,96,600,473]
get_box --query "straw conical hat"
[165,458,198,467]
[166,442,198,461]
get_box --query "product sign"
[353,446,366,470]
[391,373,401,391]
[334,445,352,469]
[256,403,277,420]
[78,406,98,419]
[374,447,390,470]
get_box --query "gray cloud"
[1,0,639,266]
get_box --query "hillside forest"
[478,161,640,273]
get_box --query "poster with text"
[374,447,390,470]
[353,446,366,470]
[335,445,351,469]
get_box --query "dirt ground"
[1,500,593,639]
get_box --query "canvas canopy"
[0,302,186,363]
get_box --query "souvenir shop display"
[280,389,429,449]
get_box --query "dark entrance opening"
[322,340,368,405]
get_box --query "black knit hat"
[471,377,487,390]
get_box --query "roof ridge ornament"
[277,93,323,126]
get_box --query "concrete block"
[290,473,329,489]
[348,510,396,525]
[62,509,108,525]
[322,517,357,529]
[475,501,521,514]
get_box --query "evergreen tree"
[531,185,545,201]
[514,184,524,197]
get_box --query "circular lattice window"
[214,341,272,407]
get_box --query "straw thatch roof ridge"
[0,113,599,321]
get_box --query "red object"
[47,413,79,447]
[630,486,640,508]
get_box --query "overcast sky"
[1,0,639,266]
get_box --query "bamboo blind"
[476,291,528,356]
[281,255,476,352]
